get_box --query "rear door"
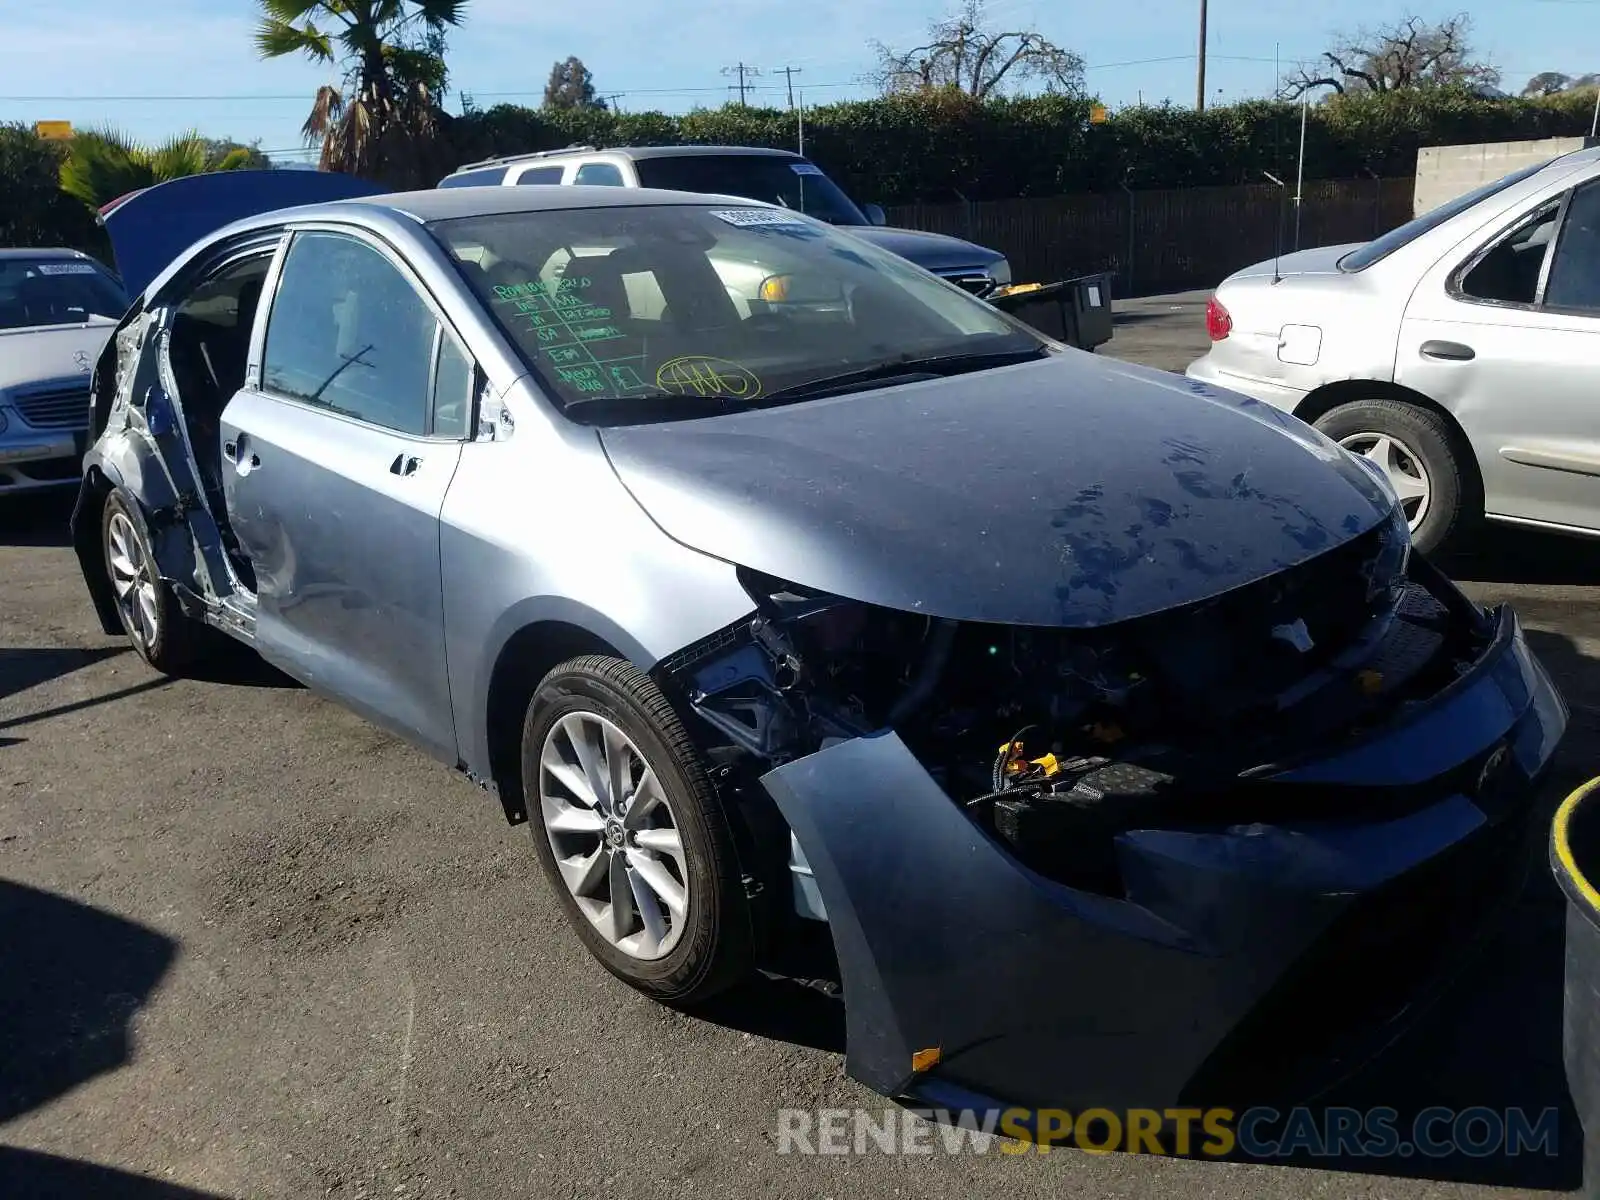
[1399,172,1600,533]
[221,227,472,761]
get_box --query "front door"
[222,228,472,761]
[1399,174,1600,533]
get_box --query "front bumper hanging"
[760,604,1566,1114]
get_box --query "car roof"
[254,184,783,227]
[138,183,803,300]
[591,145,803,161]
[454,144,805,174]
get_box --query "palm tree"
[59,128,242,211]
[254,0,466,188]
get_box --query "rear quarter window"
[440,167,507,188]
[515,166,564,185]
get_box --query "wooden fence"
[887,177,1416,297]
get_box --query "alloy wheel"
[538,711,689,961]
[107,510,161,652]
[1338,430,1432,530]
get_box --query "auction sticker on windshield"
[709,208,810,229]
[35,263,100,275]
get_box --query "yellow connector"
[1030,753,1062,778]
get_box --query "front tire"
[101,489,202,673]
[1314,399,1478,557]
[521,655,753,1005]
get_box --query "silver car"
[0,249,126,496]
[72,179,1565,1115]
[1188,145,1600,554]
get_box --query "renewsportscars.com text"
[775,1105,1560,1159]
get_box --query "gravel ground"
[2,299,1598,1198]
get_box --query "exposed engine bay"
[655,508,1496,898]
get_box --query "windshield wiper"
[759,347,1049,404]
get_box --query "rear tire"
[1314,399,1478,557]
[521,655,753,1006]
[101,489,203,674]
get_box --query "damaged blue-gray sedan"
[74,177,1567,1116]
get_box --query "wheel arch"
[482,618,628,825]
[1292,379,1485,509]
[73,467,122,636]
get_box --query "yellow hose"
[1553,776,1600,914]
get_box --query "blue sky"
[2,0,1595,162]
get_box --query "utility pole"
[1196,0,1209,111]
[775,64,803,109]
[722,62,760,105]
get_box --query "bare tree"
[1523,71,1600,96]
[870,0,1084,100]
[1524,71,1573,97]
[1281,13,1500,99]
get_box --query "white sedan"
[1188,145,1600,555]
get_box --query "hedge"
[445,86,1600,205]
[6,89,1599,254]
[0,123,108,259]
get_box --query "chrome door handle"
[389,453,422,477]
[1420,340,1475,362]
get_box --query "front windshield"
[431,203,1045,420]
[1339,159,1552,272]
[0,256,127,330]
[633,155,868,225]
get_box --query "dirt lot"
[4,300,1599,1198]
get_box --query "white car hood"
[0,320,116,393]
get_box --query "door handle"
[223,436,261,471]
[1420,339,1475,362]
[389,453,423,477]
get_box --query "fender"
[456,593,663,784]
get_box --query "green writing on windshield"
[492,277,590,300]
[492,273,648,400]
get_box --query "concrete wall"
[1414,137,1597,216]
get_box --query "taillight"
[1205,295,1233,341]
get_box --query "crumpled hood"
[845,225,1007,273]
[599,354,1395,628]
[0,321,115,394]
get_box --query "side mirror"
[862,202,888,227]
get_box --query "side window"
[441,167,505,188]
[573,162,625,187]
[1458,202,1561,306]
[1545,181,1600,313]
[262,231,436,436]
[516,166,563,185]
[431,330,474,439]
